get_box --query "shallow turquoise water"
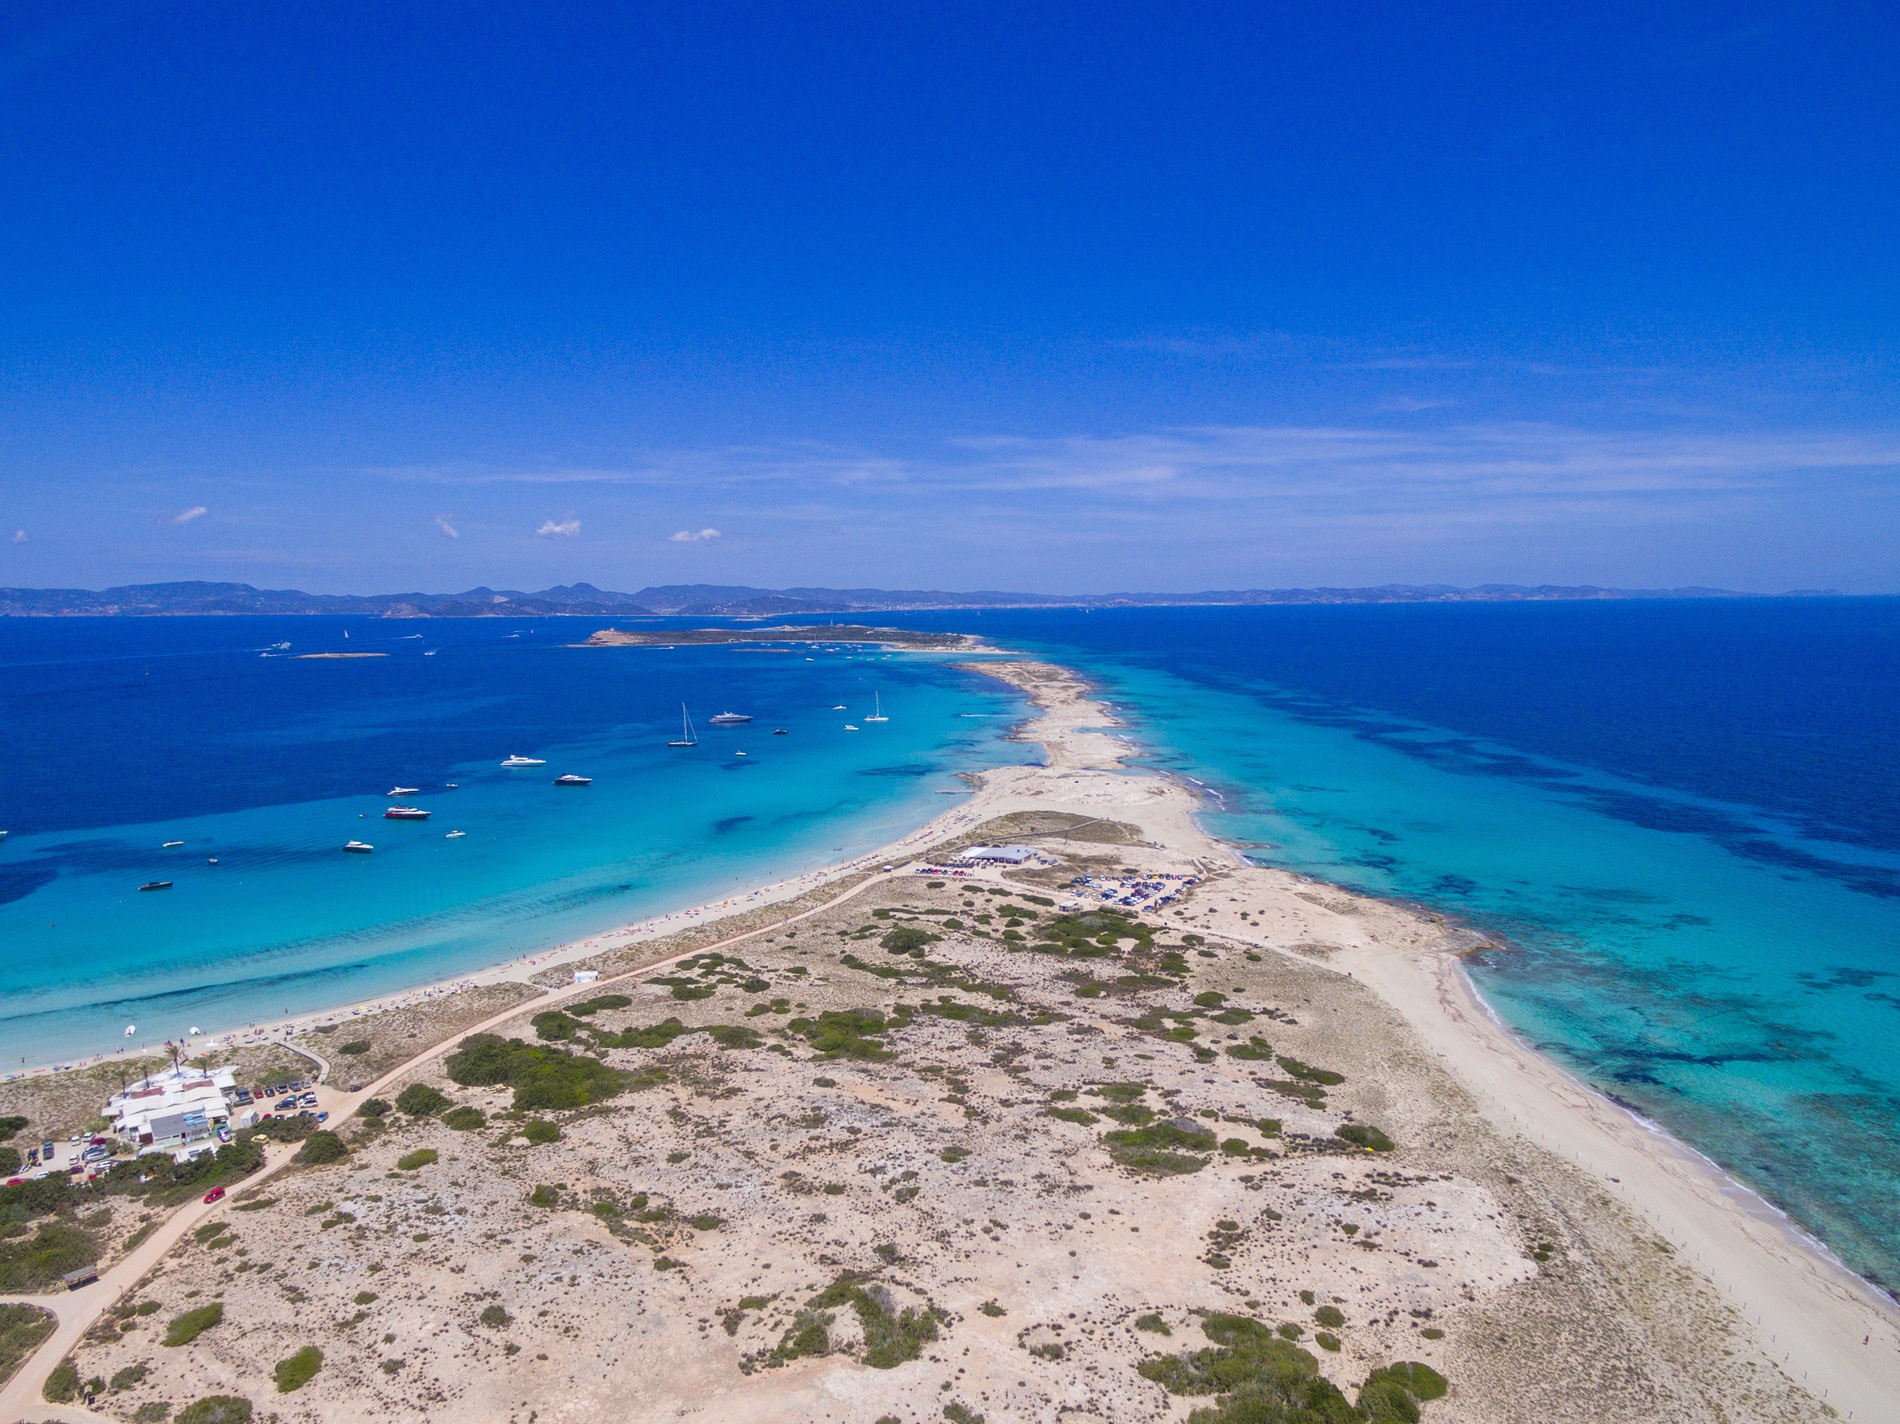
[0,618,1034,1067]
[1034,652,1900,1294]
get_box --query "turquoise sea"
[913,601,1900,1298]
[0,617,1034,1068]
[4,600,1897,1300]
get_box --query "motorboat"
[708,711,753,726]
[772,728,788,735]
[669,703,698,747]
[445,830,466,838]
[343,840,374,853]
[843,724,860,731]
[501,755,546,767]
[553,774,592,786]
[831,704,847,710]
[138,881,172,891]
[734,750,748,757]
[387,786,419,796]
[384,806,431,820]
[864,693,888,723]
[162,840,184,848]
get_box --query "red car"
[202,1187,225,1204]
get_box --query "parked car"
[41,1139,55,1158]
[203,1187,225,1203]
[316,1112,329,1123]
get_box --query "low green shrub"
[41,1355,79,1402]
[0,1302,56,1388]
[529,1185,560,1208]
[1224,1036,1275,1061]
[0,1221,98,1293]
[395,1083,450,1116]
[359,1099,390,1118]
[521,1119,560,1145]
[1100,1119,1216,1175]
[1134,1311,1171,1335]
[337,1041,371,1055]
[445,1034,630,1111]
[1276,1056,1345,1086]
[176,1394,253,1424]
[441,1107,486,1131]
[273,1346,322,1392]
[1314,1305,1345,1328]
[163,1302,224,1347]
[478,1304,511,1327]
[1358,1362,1448,1423]
[568,993,633,1015]
[0,1115,26,1140]
[294,1131,348,1166]
[1335,1124,1395,1153]
[394,1149,437,1172]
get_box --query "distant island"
[0,579,1775,617]
[580,624,978,649]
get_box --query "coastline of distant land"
[0,578,1816,617]
[578,624,980,649]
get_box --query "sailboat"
[864,693,888,723]
[669,704,698,747]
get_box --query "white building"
[104,1064,239,1156]
[957,845,1036,865]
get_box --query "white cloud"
[669,527,722,543]
[170,506,208,525]
[11,529,24,543]
[536,515,581,537]
[434,515,460,539]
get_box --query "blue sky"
[1,2,1895,593]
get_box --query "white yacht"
[708,711,753,726]
[554,773,593,786]
[344,840,374,853]
[864,693,888,723]
[501,755,546,767]
[387,786,419,796]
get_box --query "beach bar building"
[957,845,1036,865]
[104,1064,239,1157]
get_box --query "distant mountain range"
[0,580,1776,617]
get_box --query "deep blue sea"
[3,601,1896,1295]
[0,617,1034,1068]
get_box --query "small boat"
[384,806,431,820]
[445,830,466,838]
[553,774,592,786]
[445,782,457,788]
[138,881,173,892]
[162,840,184,848]
[207,857,218,864]
[668,704,698,747]
[864,693,888,723]
[843,724,860,732]
[344,840,374,853]
[708,711,752,726]
[387,786,419,796]
[424,649,437,656]
[501,755,546,767]
[734,750,748,757]
[831,704,847,710]
[772,728,788,735]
